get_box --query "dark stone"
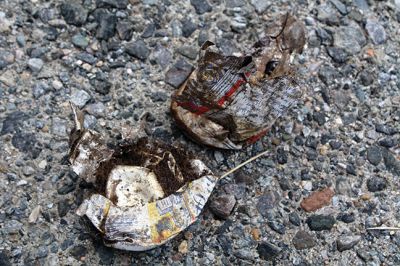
[125,40,150,60]
[321,133,335,145]
[145,113,156,122]
[177,45,198,60]
[234,250,254,261]
[375,124,398,135]
[150,92,168,102]
[181,19,197,38]
[165,59,194,88]
[381,148,400,176]
[215,219,234,235]
[313,112,326,126]
[118,95,130,106]
[301,170,312,180]
[354,86,366,102]
[305,136,318,149]
[1,111,29,135]
[11,132,37,152]
[276,148,287,164]
[329,140,342,149]
[289,212,301,226]
[141,23,156,38]
[234,171,254,185]
[317,3,340,25]
[76,52,97,65]
[306,150,318,161]
[109,61,126,68]
[326,47,348,63]
[116,21,134,40]
[209,194,236,219]
[316,28,333,45]
[292,230,316,250]
[29,47,48,59]
[366,177,387,192]
[257,242,282,261]
[346,164,357,176]
[320,87,331,104]
[216,38,238,55]
[57,199,71,217]
[359,70,374,86]
[45,27,59,41]
[96,0,128,9]
[0,251,11,266]
[57,183,75,195]
[69,245,88,260]
[378,138,397,148]
[153,44,172,68]
[34,8,56,23]
[278,177,291,191]
[318,65,338,84]
[337,212,355,223]
[367,146,382,166]
[60,3,88,26]
[198,30,209,46]
[334,23,367,55]
[96,13,117,40]
[294,135,304,145]
[268,220,285,234]
[190,0,212,14]
[357,248,372,262]
[32,82,49,99]
[61,239,73,251]
[256,191,279,217]
[307,215,336,231]
[94,243,115,265]
[0,50,15,70]
[308,31,321,47]
[217,235,232,255]
[91,78,112,95]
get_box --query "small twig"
[219,150,270,180]
[367,227,400,231]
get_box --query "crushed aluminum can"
[171,14,306,149]
[68,104,218,251]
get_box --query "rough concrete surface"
[0,0,399,265]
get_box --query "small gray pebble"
[28,58,44,73]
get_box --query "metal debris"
[171,14,306,149]
[69,103,218,251]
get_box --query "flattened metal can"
[69,104,218,251]
[171,14,306,149]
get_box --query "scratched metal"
[69,104,218,251]
[171,14,306,149]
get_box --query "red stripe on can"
[246,128,268,144]
[217,72,251,106]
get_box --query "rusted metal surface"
[69,104,218,251]
[171,14,306,149]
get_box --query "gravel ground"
[1,0,400,265]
